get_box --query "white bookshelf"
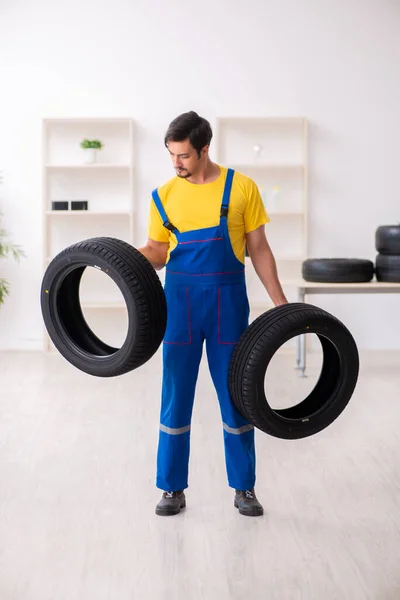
[214,116,308,309]
[42,117,135,351]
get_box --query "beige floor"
[1,346,400,600]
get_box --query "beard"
[175,168,191,179]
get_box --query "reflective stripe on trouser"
[156,284,256,492]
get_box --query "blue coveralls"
[152,168,256,492]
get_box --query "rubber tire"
[41,237,167,377]
[302,258,374,283]
[228,303,359,440]
[375,254,400,282]
[375,225,400,255]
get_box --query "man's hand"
[246,226,288,306]
[138,238,169,271]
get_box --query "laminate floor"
[1,348,399,600]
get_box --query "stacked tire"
[302,258,374,283]
[375,225,400,282]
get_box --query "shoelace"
[245,490,254,499]
[165,491,175,498]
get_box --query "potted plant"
[80,139,104,164]
[0,212,25,307]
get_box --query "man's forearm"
[250,246,288,306]
[137,245,166,271]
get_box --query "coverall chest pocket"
[163,286,192,345]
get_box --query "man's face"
[167,139,206,178]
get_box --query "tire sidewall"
[41,251,139,375]
[231,306,359,439]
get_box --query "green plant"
[0,213,26,307]
[80,139,104,149]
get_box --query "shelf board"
[230,163,304,171]
[44,118,132,124]
[217,116,306,125]
[249,301,275,309]
[267,211,303,217]
[246,255,305,262]
[45,164,132,169]
[276,257,305,261]
[44,301,129,310]
[45,211,132,217]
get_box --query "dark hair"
[164,111,213,157]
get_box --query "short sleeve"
[243,178,270,234]
[147,198,170,243]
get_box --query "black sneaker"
[155,491,186,516]
[234,488,264,517]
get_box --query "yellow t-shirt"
[147,166,270,264]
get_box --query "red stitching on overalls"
[164,287,192,345]
[218,286,237,345]
[179,237,223,244]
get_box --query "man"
[139,111,288,517]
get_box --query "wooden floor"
[1,347,400,600]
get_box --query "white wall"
[0,0,399,350]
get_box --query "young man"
[139,111,288,517]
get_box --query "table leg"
[296,288,307,377]
[298,333,307,377]
[296,334,301,366]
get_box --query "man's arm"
[246,225,288,306]
[138,238,169,271]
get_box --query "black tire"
[375,254,400,282]
[41,237,167,377]
[302,258,374,283]
[375,225,400,255]
[228,303,359,440]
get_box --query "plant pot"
[83,148,97,164]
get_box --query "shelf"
[275,257,306,262]
[218,116,306,125]
[277,257,305,261]
[246,255,305,262]
[45,211,132,217]
[249,301,275,309]
[43,118,132,124]
[45,164,131,169]
[231,163,304,171]
[267,211,303,217]
[41,294,128,309]
[215,114,308,326]
[42,116,135,353]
